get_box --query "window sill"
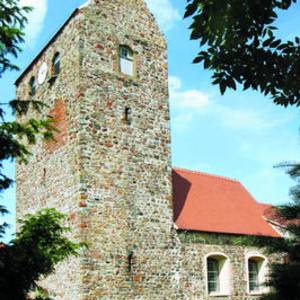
[248,291,264,296]
[118,72,136,81]
[209,292,231,297]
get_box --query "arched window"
[247,256,268,294]
[205,253,231,296]
[119,46,134,76]
[52,52,61,78]
[29,76,36,96]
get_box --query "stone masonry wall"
[78,1,177,299]
[16,11,84,300]
[178,232,281,300]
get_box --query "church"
[15,0,283,299]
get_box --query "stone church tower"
[16,0,177,299]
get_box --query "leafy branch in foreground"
[185,0,300,107]
[0,0,32,76]
[0,98,56,236]
[0,209,84,300]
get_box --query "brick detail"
[44,99,68,153]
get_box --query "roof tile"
[173,168,281,237]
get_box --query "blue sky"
[1,0,300,241]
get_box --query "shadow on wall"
[172,169,191,222]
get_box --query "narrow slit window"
[42,168,47,185]
[119,46,134,76]
[128,251,133,273]
[29,76,36,96]
[125,107,132,124]
[52,52,61,78]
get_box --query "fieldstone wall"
[15,0,283,299]
[178,232,281,300]
[78,0,176,299]
[16,10,84,300]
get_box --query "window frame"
[248,259,260,292]
[51,52,61,78]
[207,257,220,293]
[204,253,231,297]
[246,253,269,295]
[119,45,135,77]
[29,76,36,96]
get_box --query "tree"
[244,162,300,300]
[0,209,82,300]
[0,0,31,75]
[184,0,300,107]
[0,1,82,299]
[184,1,300,299]
[259,162,300,300]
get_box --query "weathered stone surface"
[16,1,282,299]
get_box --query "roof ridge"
[173,167,240,183]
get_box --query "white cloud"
[169,76,210,131]
[145,0,180,31]
[169,76,294,132]
[19,0,47,45]
[171,89,210,110]
[170,76,210,110]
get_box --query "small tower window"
[128,251,133,273]
[124,107,132,124]
[29,76,36,96]
[42,168,47,185]
[52,52,61,78]
[119,46,134,76]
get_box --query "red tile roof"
[258,203,300,227]
[173,168,282,238]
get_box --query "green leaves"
[0,0,32,76]
[184,1,200,18]
[185,0,300,106]
[0,209,84,300]
[220,80,227,95]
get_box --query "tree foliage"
[0,209,83,300]
[0,0,55,236]
[0,102,55,237]
[0,0,31,76]
[258,162,300,300]
[184,0,300,107]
